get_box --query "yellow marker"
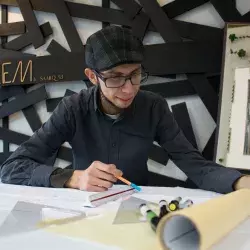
[169,203,177,211]
[168,197,182,211]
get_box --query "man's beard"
[99,87,124,115]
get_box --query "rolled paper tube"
[156,189,250,250]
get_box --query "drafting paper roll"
[156,189,250,250]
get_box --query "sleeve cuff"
[225,171,244,193]
[232,174,246,191]
[30,165,59,187]
[50,168,74,188]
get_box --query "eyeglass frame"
[92,66,149,88]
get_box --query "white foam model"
[226,67,250,169]
[215,23,250,170]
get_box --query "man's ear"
[84,68,98,85]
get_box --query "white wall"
[1,0,250,181]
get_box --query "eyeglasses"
[93,68,148,88]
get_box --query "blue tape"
[131,183,141,192]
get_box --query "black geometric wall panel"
[3,22,52,51]
[22,105,42,132]
[202,130,216,161]
[16,0,44,49]
[0,126,72,162]
[1,3,7,45]
[131,9,150,40]
[143,42,222,75]
[188,74,219,122]
[102,0,110,28]
[148,144,169,166]
[139,0,183,43]
[210,0,242,22]
[0,48,32,59]
[141,80,196,98]
[167,20,223,42]
[1,3,9,159]
[112,0,141,20]
[0,85,47,118]
[45,0,84,52]
[162,0,209,19]
[0,152,11,163]
[0,0,249,171]
[47,39,69,55]
[0,85,23,102]
[0,21,25,36]
[171,102,198,149]
[46,89,75,112]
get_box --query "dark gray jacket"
[0,86,243,193]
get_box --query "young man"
[0,26,249,193]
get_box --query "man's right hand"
[64,161,123,192]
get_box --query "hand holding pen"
[65,161,123,191]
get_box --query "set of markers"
[139,197,193,232]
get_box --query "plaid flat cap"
[85,25,144,71]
